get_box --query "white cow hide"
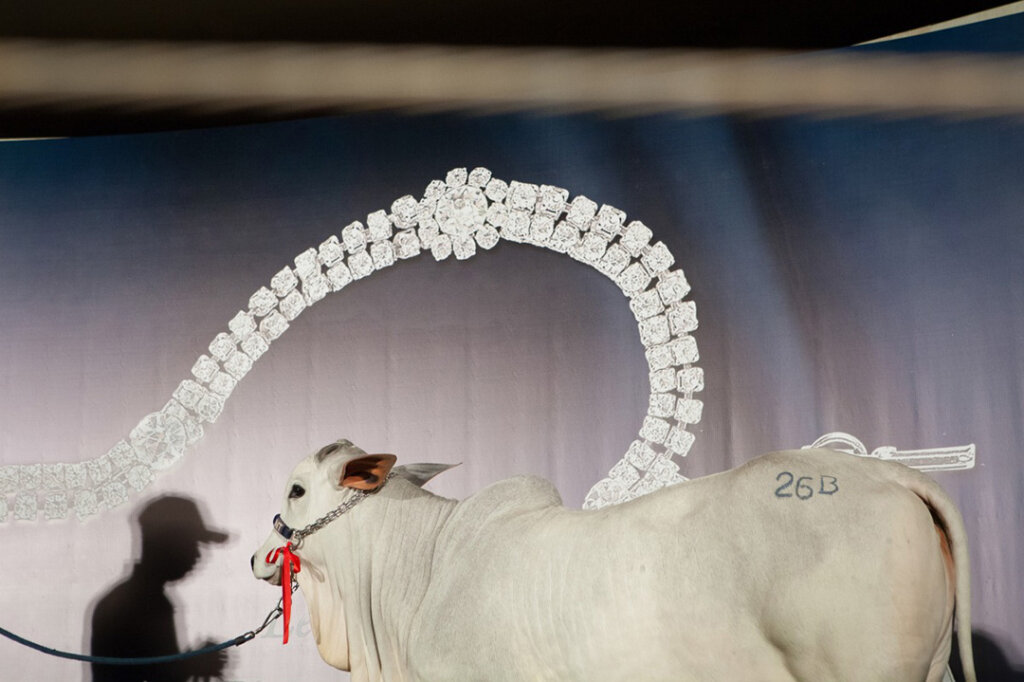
[253,440,977,682]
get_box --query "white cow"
[253,439,976,682]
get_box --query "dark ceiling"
[0,0,1012,137]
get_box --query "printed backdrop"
[1,17,1023,682]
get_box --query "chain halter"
[272,472,396,550]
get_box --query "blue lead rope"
[0,591,287,666]
[0,625,249,665]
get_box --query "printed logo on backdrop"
[0,168,974,523]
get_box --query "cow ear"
[394,463,460,488]
[338,454,397,491]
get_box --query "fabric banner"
[1,17,1022,682]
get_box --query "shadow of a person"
[89,496,230,682]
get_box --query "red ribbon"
[267,543,302,644]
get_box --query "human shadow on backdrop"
[950,630,1024,682]
[88,495,230,682]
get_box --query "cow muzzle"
[252,545,284,586]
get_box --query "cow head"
[252,438,455,670]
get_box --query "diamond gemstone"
[0,466,17,493]
[326,262,353,290]
[191,355,220,383]
[666,427,695,456]
[583,478,628,509]
[436,185,488,238]
[42,463,64,489]
[87,456,112,485]
[648,393,676,418]
[228,311,256,339]
[669,335,699,364]
[294,248,320,280]
[424,179,446,200]
[598,244,630,277]
[468,167,492,188]
[445,168,468,187]
[271,267,298,297]
[548,222,579,253]
[575,233,608,263]
[100,482,127,510]
[224,351,253,379]
[638,315,671,347]
[260,310,289,340]
[529,214,555,244]
[675,398,704,423]
[130,412,186,470]
[475,224,500,250]
[0,497,6,521]
[645,343,674,371]
[161,399,204,444]
[452,237,477,260]
[417,218,440,248]
[593,205,626,239]
[505,181,538,212]
[649,368,676,393]
[209,333,236,361]
[502,210,530,242]
[279,290,306,321]
[249,287,277,317]
[617,262,652,295]
[14,494,37,520]
[348,250,375,279]
[74,490,99,520]
[677,367,705,393]
[366,210,393,242]
[667,301,698,334]
[565,196,598,229]
[370,241,397,269]
[431,235,453,261]
[391,196,420,229]
[342,221,368,252]
[630,289,664,320]
[318,235,344,267]
[640,416,670,443]
[303,272,330,304]
[127,465,153,491]
[20,463,41,489]
[108,441,134,470]
[485,202,508,228]
[625,440,657,469]
[393,230,421,259]
[484,178,508,202]
[173,380,207,410]
[642,241,674,274]
[657,270,691,304]
[241,332,270,361]
[621,221,653,256]
[537,185,569,216]
[196,393,224,423]
[65,463,87,488]
[43,492,69,519]
[209,371,237,396]
[609,459,641,487]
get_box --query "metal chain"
[290,473,395,549]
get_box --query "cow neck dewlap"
[308,480,457,682]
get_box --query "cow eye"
[289,484,306,499]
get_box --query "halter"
[270,472,396,550]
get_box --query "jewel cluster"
[0,167,701,522]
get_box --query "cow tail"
[897,469,977,682]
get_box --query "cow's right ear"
[336,454,397,492]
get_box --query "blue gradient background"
[2,23,1024,682]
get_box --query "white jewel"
[502,210,530,242]
[342,221,368,252]
[484,178,508,202]
[649,368,676,393]
[431,234,453,261]
[657,270,690,304]
[280,286,307,319]
[648,393,676,418]
[642,241,675,274]
[593,205,625,239]
[506,181,539,212]
[367,210,393,242]
[675,398,704,424]
[260,310,289,340]
[667,301,698,334]
[303,272,330,304]
[393,230,422,259]
[598,244,630,277]
[630,290,665,320]
[326,262,353,290]
[370,241,397,269]
[248,287,277,317]
[475,224,500,250]
[191,355,220,383]
[130,412,186,470]
[565,196,598,229]
[638,315,671,347]
[241,333,269,361]
[391,196,420,229]
[348,250,374,279]
[468,167,492,188]
[208,333,237,361]
[620,221,653,256]
[677,367,705,393]
[537,185,569,216]
[616,262,652,295]
[452,237,477,261]
[436,185,488,238]
[271,267,298,297]
[318,235,345,267]
[445,168,468,187]
[208,371,237,397]
[228,311,256,339]
[294,248,320,280]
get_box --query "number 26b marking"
[774,472,839,499]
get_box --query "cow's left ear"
[338,454,397,491]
